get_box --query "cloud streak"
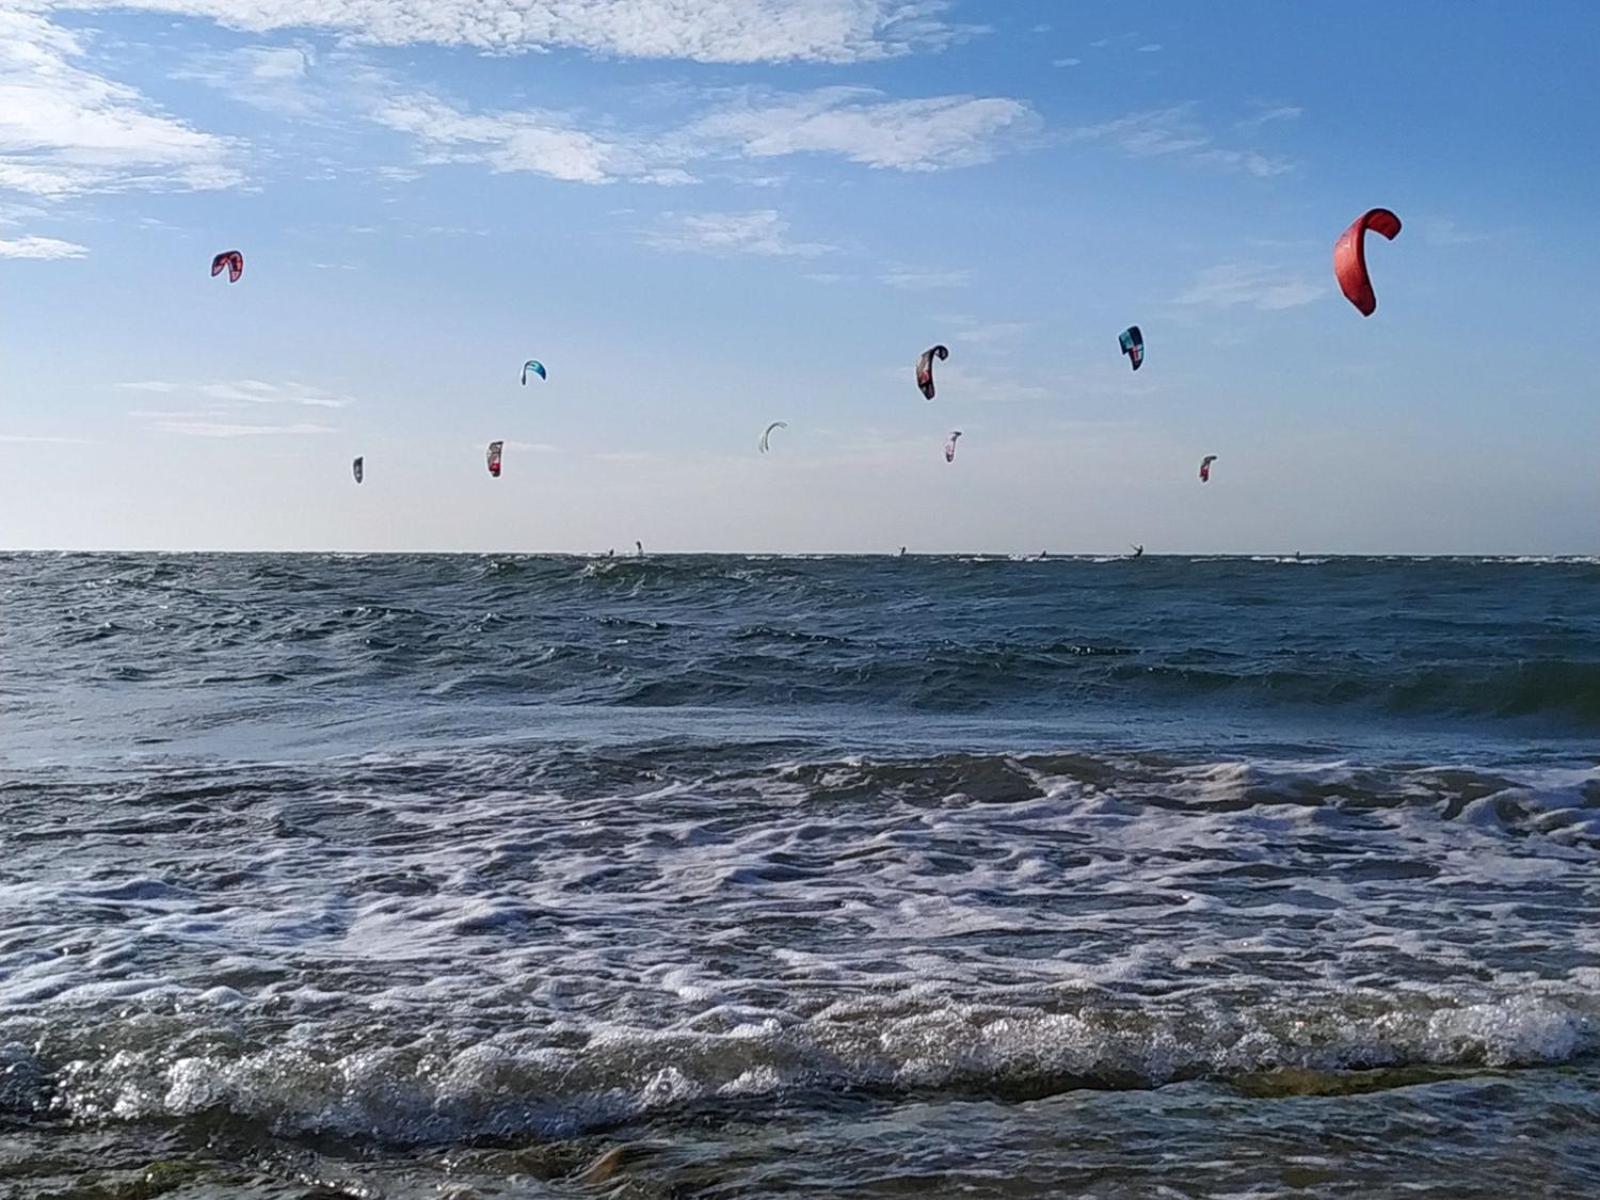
[0,11,242,197]
[1065,104,1292,178]
[370,84,1034,184]
[125,379,355,437]
[685,87,1035,171]
[645,209,833,257]
[139,419,337,438]
[1174,263,1325,310]
[46,0,971,64]
[879,267,969,289]
[120,380,355,408]
[373,93,692,184]
[0,233,87,258]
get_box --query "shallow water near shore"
[1,552,1597,1197]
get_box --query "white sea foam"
[2,749,1596,1142]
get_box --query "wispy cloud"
[120,380,355,408]
[1174,263,1325,311]
[174,45,322,118]
[1136,43,1162,52]
[1235,104,1303,132]
[373,93,693,184]
[0,11,242,198]
[139,419,336,438]
[946,319,1039,346]
[372,83,1033,184]
[0,234,87,259]
[935,367,1052,405]
[1065,104,1292,177]
[0,200,46,226]
[880,267,970,289]
[0,432,93,444]
[645,209,834,257]
[686,86,1036,171]
[126,379,354,437]
[48,0,973,64]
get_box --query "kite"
[521,360,546,385]
[352,456,363,484]
[486,440,503,478]
[945,430,963,463]
[759,421,787,454]
[916,345,949,400]
[210,251,244,283]
[1199,454,1218,483]
[1334,208,1402,317]
[1119,326,1144,371]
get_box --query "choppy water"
[1,552,1598,1198]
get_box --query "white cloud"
[934,367,1051,404]
[687,86,1034,171]
[0,10,242,197]
[1068,106,1205,156]
[646,209,833,257]
[0,233,87,258]
[45,0,970,64]
[1235,104,1303,132]
[950,319,1038,346]
[1065,104,1291,177]
[121,379,355,407]
[372,83,1032,184]
[879,267,969,289]
[372,92,689,184]
[141,419,336,438]
[126,381,353,439]
[0,432,93,443]
[1174,264,1325,311]
[0,200,46,226]
[1136,43,1162,52]
[1052,57,1081,67]
[1189,148,1293,177]
[174,45,320,117]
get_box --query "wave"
[4,988,1593,1144]
[6,554,1600,733]
[1,743,1595,1149]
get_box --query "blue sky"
[2,0,1597,552]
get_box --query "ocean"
[1,552,1597,1198]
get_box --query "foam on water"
[1,747,1597,1146]
[3,554,1599,1195]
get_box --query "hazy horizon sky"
[3,0,1598,553]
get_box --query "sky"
[2,0,1598,553]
